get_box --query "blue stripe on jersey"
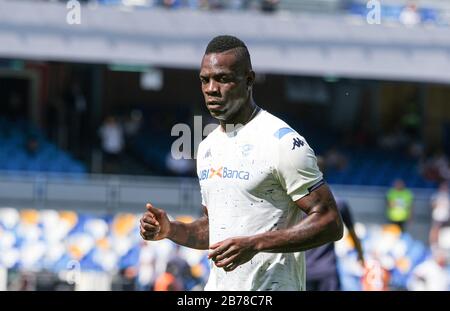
[274,127,294,139]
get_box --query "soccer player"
[140,35,343,291]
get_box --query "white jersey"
[197,109,323,291]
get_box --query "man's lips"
[207,102,225,111]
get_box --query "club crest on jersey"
[240,144,254,157]
[199,166,250,181]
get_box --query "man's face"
[199,50,250,122]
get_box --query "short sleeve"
[274,130,324,202]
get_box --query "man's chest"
[197,139,277,193]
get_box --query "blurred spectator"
[123,109,143,140]
[361,256,390,291]
[260,0,279,13]
[8,272,36,291]
[378,126,409,151]
[421,150,450,182]
[160,0,182,9]
[137,242,157,290]
[399,3,421,26]
[386,179,414,232]
[228,0,246,10]
[25,136,40,157]
[123,109,143,153]
[307,157,364,291]
[166,248,198,290]
[65,83,88,156]
[115,267,137,291]
[153,260,184,291]
[98,116,124,173]
[406,249,448,291]
[429,181,450,248]
[208,0,225,10]
[323,146,348,172]
[407,141,424,159]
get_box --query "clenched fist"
[140,203,171,241]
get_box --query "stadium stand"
[0,117,87,175]
[0,207,209,290]
[336,223,449,290]
[0,206,447,290]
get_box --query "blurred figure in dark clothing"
[261,0,279,13]
[25,136,40,157]
[306,198,365,291]
[306,156,365,291]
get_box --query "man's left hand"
[208,237,258,272]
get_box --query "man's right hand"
[140,203,171,241]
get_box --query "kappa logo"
[292,137,304,150]
[204,148,212,159]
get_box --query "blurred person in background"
[160,0,182,9]
[306,199,364,291]
[261,0,279,13]
[98,115,124,174]
[140,35,343,291]
[306,156,364,291]
[386,179,414,232]
[421,150,450,182]
[65,82,87,157]
[406,249,448,291]
[429,181,450,249]
[115,267,138,291]
[25,136,40,158]
[137,241,157,291]
[153,260,184,291]
[378,125,409,152]
[361,254,390,291]
[165,245,199,290]
[123,109,143,143]
[323,146,348,172]
[399,2,421,26]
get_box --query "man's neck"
[219,99,258,132]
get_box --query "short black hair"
[205,35,252,70]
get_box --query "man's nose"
[205,80,219,95]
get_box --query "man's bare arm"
[168,206,209,250]
[251,183,343,253]
[140,204,209,250]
